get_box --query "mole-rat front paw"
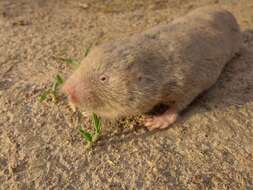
[144,109,178,131]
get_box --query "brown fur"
[63,6,242,119]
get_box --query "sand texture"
[0,0,253,189]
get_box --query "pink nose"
[62,84,79,104]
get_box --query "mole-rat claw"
[144,109,178,131]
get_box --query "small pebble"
[78,3,89,9]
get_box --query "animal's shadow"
[94,30,253,150]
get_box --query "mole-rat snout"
[62,77,97,108]
[62,83,80,104]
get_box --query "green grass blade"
[56,74,64,85]
[79,128,93,142]
[52,74,64,91]
[96,119,101,134]
[84,44,92,57]
[63,58,79,65]
[38,90,51,102]
[92,113,101,134]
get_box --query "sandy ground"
[0,0,253,189]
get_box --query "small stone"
[12,20,31,26]
[69,102,76,112]
[79,3,89,9]
[7,112,14,123]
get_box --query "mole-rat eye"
[99,75,107,82]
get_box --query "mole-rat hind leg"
[144,108,178,131]
[144,94,196,130]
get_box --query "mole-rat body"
[63,6,242,130]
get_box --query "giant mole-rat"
[63,6,242,130]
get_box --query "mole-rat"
[63,6,242,130]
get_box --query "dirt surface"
[0,0,253,189]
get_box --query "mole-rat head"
[63,43,161,118]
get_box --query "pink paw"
[144,109,178,131]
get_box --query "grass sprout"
[52,74,64,91]
[38,74,64,102]
[38,89,51,102]
[63,58,79,66]
[84,44,92,57]
[79,128,93,142]
[79,113,102,149]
